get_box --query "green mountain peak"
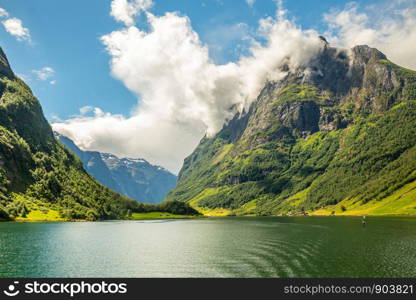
[167,44,416,217]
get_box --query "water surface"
[0,217,415,277]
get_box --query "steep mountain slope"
[167,42,416,216]
[55,133,177,204]
[0,47,139,221]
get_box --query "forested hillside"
[0,47,140,221]
[167,43,416,216]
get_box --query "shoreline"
[0,212,205,223]
[2,213,416,223]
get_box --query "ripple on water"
[218,234,325,278]
[1,217,416,277]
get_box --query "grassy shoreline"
[130,212,204,220]
[4,202,416,223]
[0,211,203,222]
[3,213,416,223]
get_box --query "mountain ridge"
[55,132,177,204]
[167,43,416,216]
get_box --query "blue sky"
[0,0,381,122]
[0,0,414,172]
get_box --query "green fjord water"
[0,217,415,278]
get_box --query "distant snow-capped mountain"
[55,132,177,204]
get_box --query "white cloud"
[53,5,323,173]
[324,0,416,70]
[110,0,153,26]
[56,0,416,173]
[246,0,255,7]
[79,106,94,115]
[0,8,9,18]
[2,17,31,42]
[32,67,55,81]
[50,80,57,85]
[51,115,63,122]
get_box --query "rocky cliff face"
[167,43,416,216]
[56,133,177,204]
[0,47,139,221]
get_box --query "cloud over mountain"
[324,0,416,70]
[53,0,416,173]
